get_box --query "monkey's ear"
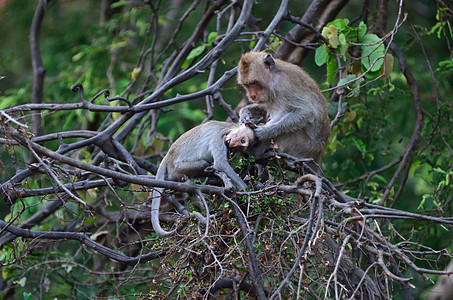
[239,56,248,68]
[264,54,275,71]
[245,122,257,129]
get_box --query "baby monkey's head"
[224,123,256,152]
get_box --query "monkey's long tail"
[151,164,177,237]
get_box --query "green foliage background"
[0,0,452,298]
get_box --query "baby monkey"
[151,120,255,237]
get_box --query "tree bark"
[276,0,349,64]
[30,0,49,137]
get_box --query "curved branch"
[0,220,165,265]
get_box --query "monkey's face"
[224,125,255,152]
[243,81,271,104]
[238,52,275,105]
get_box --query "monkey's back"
[163,121,232,179]
[272,57,330,164]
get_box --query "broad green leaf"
[329,18,349,30]
[321,27,330,38]
[340,42,349,56]
[328,25,339,48]
[360,34,385,73]
[328,101,348,116]
[315,45,328,66]
[269,36,281,52]
[363,68,381,79]
[374,174,388,184]
[339,33,346,45]
[337,74,357,87]
[358,21,367,39]
[428,22,442,37]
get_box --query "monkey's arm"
[210,141,247,190]
[216,162,247,190]
[254,108,314,140]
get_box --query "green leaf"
[111,1,130,8]
[327,25,339,48]
[182,44,207,68]
[186,45,206,60]
[0,87,29,109]
[358,21,367,39]
[326,56,338,85]
[380,53,394,79]
[131,67,141,80]
[360,34,385,73]
[337,74,357,87]
[329,18,349,30]
[328,130,338,153]
[315,45,328,66]
[352,136,367,158]
[23,292,34,300]
[18,277,27,288]
[433,167,447,174]
[339,33,346,45]
[208,32,217,45]
[249,34,257,49]
[340,42,349,56]
[428,22,442,38]
[363,68,381,79]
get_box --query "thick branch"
[275,0,349,63]
[30,0,49,136]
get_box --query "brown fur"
[237,52,331,170]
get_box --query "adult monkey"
[229,51,331,171]
[151,121,255,237]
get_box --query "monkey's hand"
[238,110,253,125]
[254,125,271,140]
[238,104,267,125]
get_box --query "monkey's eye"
[244,81,256,87]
